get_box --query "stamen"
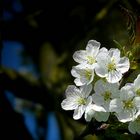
[136,89,140,96]
[87,56,96,64]
[103,91,111,101]
[85,69,92,80]
[123,100,133,109]
[108,61,116,71]
[77,98,86,105]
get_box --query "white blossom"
[92,79,120,112]
[85,103,109,122]
[128,111,140,135]
[133,74,140,96]
[61,39,140,133]
[73,40,100,66]
[110,84,140,123]
[61,84,92,120]
[95,48,130,83]
[71,64,94,86]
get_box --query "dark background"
[1,0,140,140]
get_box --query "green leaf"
[113,40,123,50]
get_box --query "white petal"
[76,63,87,68]
[71,67,80,78]
[108,48,120,63]
[116,110,133,123]
[92,94,104,106]
[95,64,108,77]
[94,80,105,94]
[74,78,85,86]
[120,85,134,100]
[86,40,100,56]
[116,57,130,73]
[136,122,140,134]
[121,83,133,91]
[71,65,86,77]
[105,82,120,98]
[105,80,119,90]
[80,75,91,85]
[73,50,87,64]
[120,91,134,101]
[73,105,85,120]
[86,96,93,105]
[92,104,106,112]
[103,102,111,112]
[135,110,140,118]
[134,74,140,91]
[99,47,108,53]
[85,105,95,122]
[83,71,94,85]
[128,121,137,134]
[106,70,122,83]
[80,84,92,98]
[71,67,86,86]
[71,66,94,86]
[94,112,110,122]
[109,99,122,113]
[96,50,109,65]
[61,99,78,110]
[129,120,140,135]
[133,97,140,110]
[85,112,94,122]
[65,85,80,98]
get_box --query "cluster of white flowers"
[61,40,140,135]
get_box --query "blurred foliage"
[2,0,140,140]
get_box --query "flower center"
[77,98,86,105]
[123,100,133,109]
[85,69,92,80]
[108,62,116,71]
[87,56,96,64]
[103,91,111,101]
[136,88,140,96]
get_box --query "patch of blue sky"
[2,40,61,140]
[47,112,61,140]
[3,10,13,21]
[12,0,23,13]
[2,41,24,70]
[2,41,38,77]
[23,110,39,140]
[2,41,39,140]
